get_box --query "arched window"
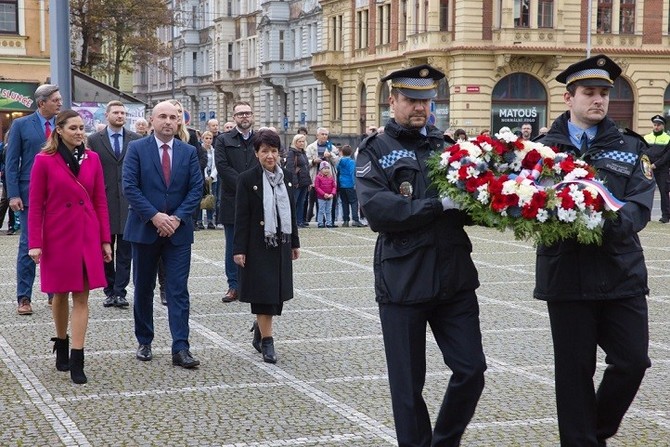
[663,84,670,117]
[608,77,634,129]
[491,73,547,137]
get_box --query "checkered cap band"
[379,149,417,169]
[591,150,637,165]
[391,77,437,90]
[566,68,613,86]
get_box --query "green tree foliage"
[70,0,173,89]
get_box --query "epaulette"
[357,132,379,154]
[622,128,649,148]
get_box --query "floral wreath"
[427,129,623,246]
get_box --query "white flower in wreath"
[583,210,603,229]
[446,170,460,183]
[557,207,578,222]
[536,208,550,222]
[476,185,490,204]
[563,168,589,182]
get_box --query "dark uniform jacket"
[214,129,259,224]
[355,119,479,304]
[87,128,142,234]
[233,165,300,304]
[534,112,654,302]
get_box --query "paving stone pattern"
[0,219,668,446]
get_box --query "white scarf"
[262,166,292,247]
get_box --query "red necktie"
[161,144,171,186]
[45,121,51,139]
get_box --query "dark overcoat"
[87,127,142,234]
[233,165,300,305]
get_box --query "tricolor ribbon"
[553,178,626,211]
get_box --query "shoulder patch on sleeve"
[356,161,371,178]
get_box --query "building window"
[192,52,197,77]
[331,15,343,51]
[227,43,233,69]
[440,0,449,32]
[377,4,390,45]
[356,9,368,49]
[619,0,634,34]
[0,0,18,34]
[491,73,547,136]
[538,0,553,28]
[379,80,391,124]
[331,84,342,121]
[597,0,612,33]
[279,30,284,59]
[514,0,530,28]
[399,0,408,41]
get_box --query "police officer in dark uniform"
[355,64,486,447]
[643,114,670,222]
[535,54,654,446]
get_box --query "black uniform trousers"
[379,290,486,447]
[103,233,132,298]
[546,296,650,447]
[655,165,670,219]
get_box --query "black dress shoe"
[261,337,277,364]
[103,295,117,307]
[136,344,152,361]
[115,296,129,308]
[250,321,262,353]
[660,217,669,223]
[172,350,200,368]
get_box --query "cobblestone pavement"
[0,218,669,446]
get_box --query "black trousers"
[547,296,650,446]
[656,165,670,218]
[379,291,486,447]
[103,234,132,298]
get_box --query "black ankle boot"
[261,337,277,364]
[250,321,261,353]
[50,336,69,371]
[69,349,87,384]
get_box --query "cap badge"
[419,68,429,77]
[597,58,606,67]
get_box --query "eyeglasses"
[234,111,253,117]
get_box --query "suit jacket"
[87,127,142,234]
[122,136,203,245]
[28,150,111,293]
[5,112,49,204]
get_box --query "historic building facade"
[312,0,670,141]
[134,0,324,136]
[0,0,51,139]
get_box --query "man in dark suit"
[5,84,61,315]
[122,100,203,369]
[88,100,141,308]
[214,100,258,303]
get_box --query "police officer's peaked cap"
[381,64,445,100]
[555,54,621,88]
[651,114,666,125]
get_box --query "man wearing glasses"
[214,101,258,303]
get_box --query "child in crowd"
[314,161,337,228]
[337,145,366,227]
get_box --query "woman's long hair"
[42,110,81,154]
[167,99,190,142]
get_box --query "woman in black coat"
[233,129,300,363]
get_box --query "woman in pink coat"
[28,110,112,384]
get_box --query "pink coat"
[28,150,111,293]
[314,173,337,200]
